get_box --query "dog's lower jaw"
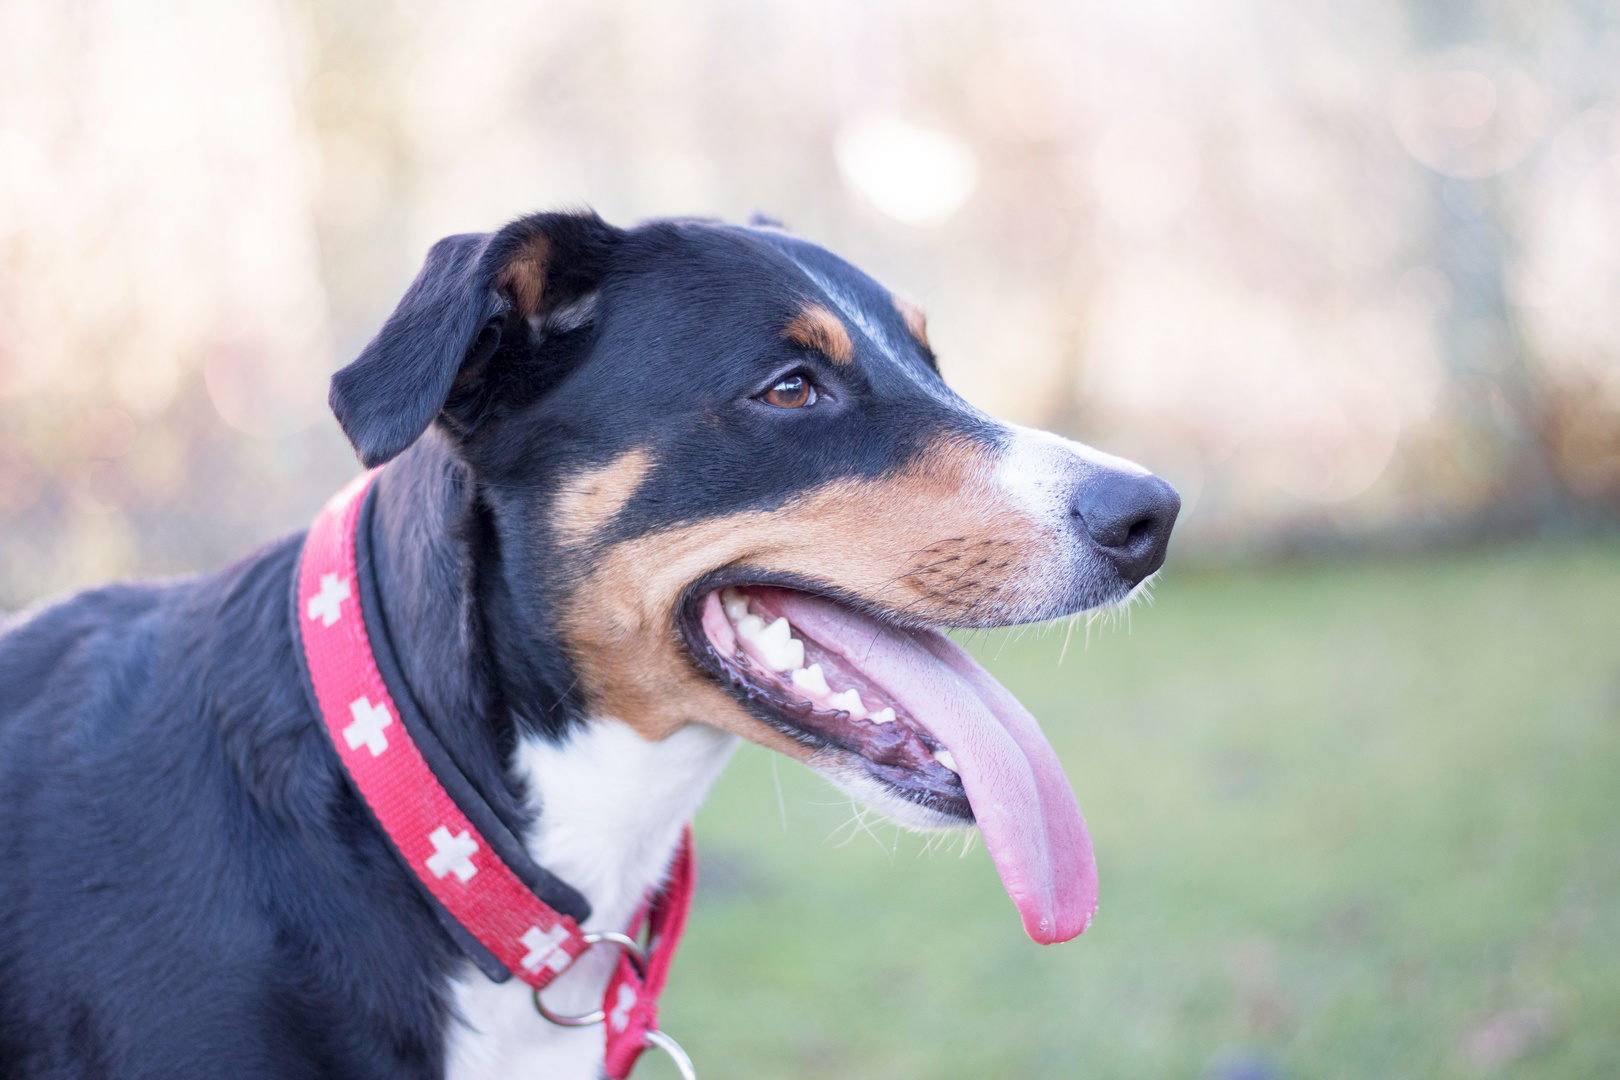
[444,718,738,1080]
[810,752,977,832]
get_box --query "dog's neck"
[369,437,530,827]
[366,435,735,1048]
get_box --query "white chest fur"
[444,719,738,1080]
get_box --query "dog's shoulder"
[0,533,461,1079]
[0,577,170,709]
[0,535,291,736]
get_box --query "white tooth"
[933,748,958,773]
[870,707,896,725]
[757,616,791,649]
[737,614,765,642]
[791,664,831,697]
[775,637,805,672]
[828,689,867,719]
[754,617,803,671]
[721,588,750,621]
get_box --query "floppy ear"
[329,211,619,467]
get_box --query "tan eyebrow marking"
[782,303,854,366]
[892,295,929,349]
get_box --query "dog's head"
[329,211,1178,943]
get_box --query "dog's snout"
[1073,472,1181,584]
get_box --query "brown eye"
[763,374,814,409]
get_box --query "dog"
[0,211,1178,1079]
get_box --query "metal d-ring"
[532,995,607,1027]
[581,930,646,967]
[532,931,648,1027]
[645,1029,697,1080]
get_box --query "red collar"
[293,469,695,1079]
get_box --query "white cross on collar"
[609,983,637,1031]
[519,924,573,975]
[306,573,351,627]
[343,697,392,756]
[426,825,478,882]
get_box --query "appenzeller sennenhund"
[0,211,1178,1079]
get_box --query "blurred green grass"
[643,545,1620,1079]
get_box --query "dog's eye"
[763,374,815,409]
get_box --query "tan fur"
[497,232,551,317]
[550,437,1054,747]
[782,304,854,365]
[551,449,654,544]
[892,296,930,349]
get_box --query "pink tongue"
[770,593,1097,943]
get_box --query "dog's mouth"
[678,578,1097,944]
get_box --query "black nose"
[1074,472,1181,584]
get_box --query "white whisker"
[770,753,787,831]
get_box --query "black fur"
[0,211,1160,1076]
[0,539,459,1077]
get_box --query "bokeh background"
[2,0,1618,1077]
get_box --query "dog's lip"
[676,573,1100,945]
[676,575,973,821]
[678,568,938,636]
